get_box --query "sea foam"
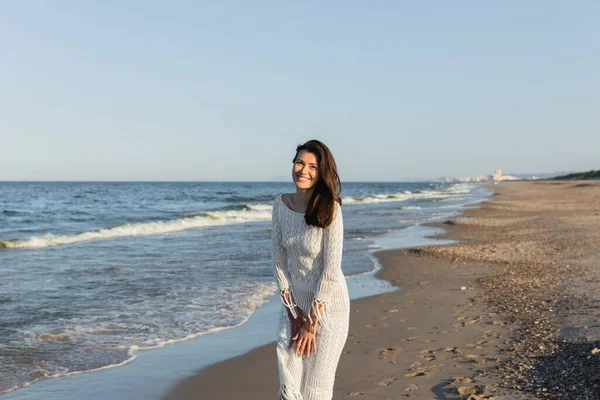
[0,204,273,249]
[341,186,465,205]
[0,184,472,249]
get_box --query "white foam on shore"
[342,183,473,205]
[1,281,278,396]
[0,204,273,249]
[0,321,253,397]
[0,184,474,250]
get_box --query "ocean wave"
[445,183,476,194]
[181,202,271,216]
[174,194,276,204]
[0,184,474,250]
[2,210,22,216]
[0,282,277,395]
[342,184,472,205]
[0,203,274,249]
[343,191,413,204]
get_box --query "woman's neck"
[292,189,313,211]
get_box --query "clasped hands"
[287,306,320,357]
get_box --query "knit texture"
[272,194,350,400]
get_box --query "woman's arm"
[309,202,344,327]
[293,202,343,357]
[271,196,301,319]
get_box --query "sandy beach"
[163,181,600,399]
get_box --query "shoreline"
[164,250,506,399]
[162,200,505,400]
[164,180,600,399]
[1,221,473,399]
[0,186,489,400]
[0,273,397,400]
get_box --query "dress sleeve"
[272,196,299,318]
[310,202,344,325]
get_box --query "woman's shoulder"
[277,193,295,208]
[272,193,288,212]
[272,193,282,210]
[275,193,292,207]
[274,193,290,202]
[333,200,342,218]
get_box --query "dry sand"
[163,181,600,400]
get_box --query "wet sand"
[163,180,600,399]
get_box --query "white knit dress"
[271,193,350,400]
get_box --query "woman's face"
[292,150,319,190]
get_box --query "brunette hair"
[293,140,342,228]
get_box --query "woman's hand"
[309,301,325,326]
[288,313,304,350]
[291,321,318,357]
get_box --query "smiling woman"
[292,153,319,187]
[271,140,349,400]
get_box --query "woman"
[271,140,350,400]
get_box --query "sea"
[0,181,490,395]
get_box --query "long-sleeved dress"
[271,193,350,400]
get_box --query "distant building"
[493,169,502,181]
[431,170,522,183]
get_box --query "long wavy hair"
[293,140,342,228]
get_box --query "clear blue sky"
[1,1,598,181]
